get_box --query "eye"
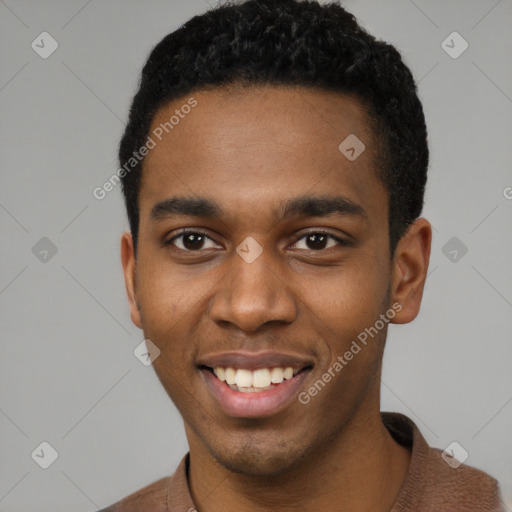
[166,230,220,251]
[291,232,347,251]
[165,229,348,253]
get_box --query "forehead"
[139,85,386,223]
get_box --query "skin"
[121,85,431,512]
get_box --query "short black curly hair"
[119,0,428,255]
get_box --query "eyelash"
[165,228,349,252]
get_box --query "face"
[121,85,430,476]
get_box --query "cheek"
[135,264,195,365]
[302,282,387,416]
[300,253,390,393]
[307,255,389,336]
[136,252,197,329]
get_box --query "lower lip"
[201,368,311,419]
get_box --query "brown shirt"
[99,412,504,511]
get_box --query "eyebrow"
[150,194,367,222]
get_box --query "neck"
[187,403,411,512]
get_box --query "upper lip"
[197,351,314,371]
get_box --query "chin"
[206,435,312,477]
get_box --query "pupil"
[184,233,204,250]
[307,233,327,250]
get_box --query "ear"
[390,218,432,324]
[121,232,142,329]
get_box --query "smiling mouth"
[202,365,312,393]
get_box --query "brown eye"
[166,231,219,251]
[292,232,347,251]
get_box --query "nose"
[209,248,298,332]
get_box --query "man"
[100,0,503,510]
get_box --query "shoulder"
[419,446,502,511]
[97,475,170,512]
[97,453,192,512]
[382,412,503,511]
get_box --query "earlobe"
[120,232,142,329]
[390,218,432,325]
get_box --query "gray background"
[1,0,511,510]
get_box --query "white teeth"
[212,366,297,390]
[252,368,271,388]
[235,385,275,393]
[235,369,253,388]
[224,367,236,385]
[270,367,284,384]
[213,367,225,381]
